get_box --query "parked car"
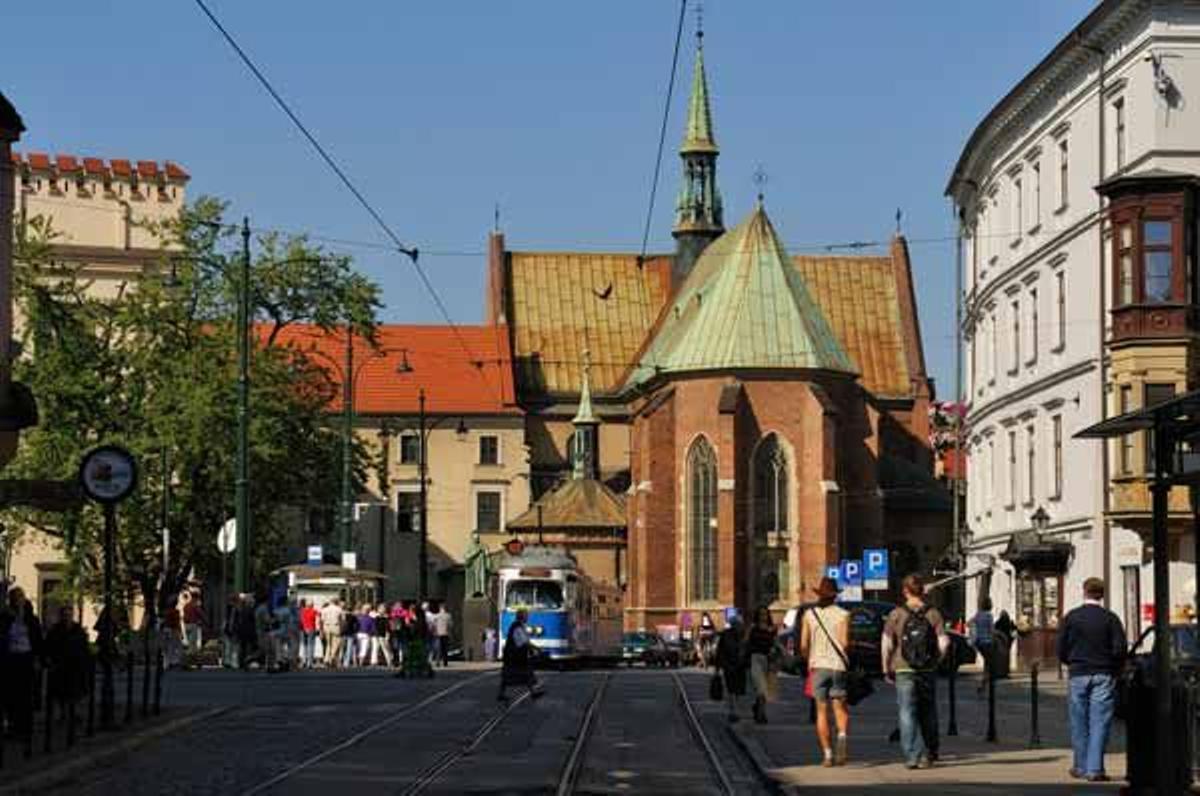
[621,632,679,667]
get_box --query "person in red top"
[298,599,318,669]
[182,594,206,653]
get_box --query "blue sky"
[3,1,1096,395]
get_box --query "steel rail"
[240,671,495,796]
[554,672,612,796]
[673,672,736,796]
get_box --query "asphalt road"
[32,666,771,796]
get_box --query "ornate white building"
[949,0,1200,668]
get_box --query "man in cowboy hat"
[799,576,852,766]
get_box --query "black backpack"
[900,606,939,670]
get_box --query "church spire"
[571,347,600,480]
[673,22,723,287]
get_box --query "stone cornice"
[966,358,1097,432]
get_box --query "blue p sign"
[840,559,862,587]
[863,548,889,590]
[826,565,841,584]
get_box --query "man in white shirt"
[320,599,344,669]
[800,577,852,766]
[432,604,453,667]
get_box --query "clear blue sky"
[3,1,1096,396]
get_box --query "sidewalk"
[732,672,1127,794]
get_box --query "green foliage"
[4,197,382,611]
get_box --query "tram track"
[672,671,737,796]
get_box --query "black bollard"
[124,650,134,725]
[1029,662,1041,748]
[141,639,151,718]
[153,648,163,716]
[66,696,77,749]
[43,670,54,753]
[947,665,959,736]
[986,664,997,742]
[86,661,96,737]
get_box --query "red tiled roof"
[83,157,106,175]
[136,160,158,178]
[268,323,521,416]
[165,161,189,180]
[12,152,190,182]
[26,152,50,170]
[56,154,80,173]
[109,159,132,176]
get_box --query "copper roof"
[508,252,671,397]
[507,478,626,530]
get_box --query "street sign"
[839,559,863,602]
[342,551,357,570]
[825,564,841,585]
[217,519,237,554]
[78,446,138,504]
[863,548,889,590]
[306,544,322,565]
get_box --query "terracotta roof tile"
[507,252,671,396]
[165,162,189,180]
[27,152,50,170]
[269,323,521,416]
[136,160,158,178]
[109,159,132,176]
[55,155,80,173]
[83,157,106,175]
[507,479,625,530]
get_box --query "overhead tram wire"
[188,0,487,376]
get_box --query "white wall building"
[948,0,1200,667]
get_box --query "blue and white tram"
[496,545,621,662]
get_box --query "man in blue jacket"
[1056,577,1127,783]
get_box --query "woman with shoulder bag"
[747,606,781,724]
[800,577,853,767]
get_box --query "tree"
[3,197,382,621]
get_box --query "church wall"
[626,389,677,631]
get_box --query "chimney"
[485,231,507,324]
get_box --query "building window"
[1008,430,1017,507]
[398,433,421,464]
[1114,97,1126,170]
[1051,415,1063,499]
[1055,271,1066,349]
[1032,162,1041,228]
[1145,383,1177,472]
[987,439,995,513]
[1010,299,1020,372]
[476,491,502,532]
[1029,287,1038,364]
[1058,138,1069,209]
[1013,176,1023,238]
[687,436,718,602]
[1119,385,1133,474]
[990,313,998,382]
[396,492,419,533]
[1117,222,1134,306]
[753,434,789,604]
[1143,220,1173,303]
[478,435,499,465]
[1025,424,1036,505]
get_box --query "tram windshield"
[505,580,564,611]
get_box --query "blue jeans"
[300,632,317,667]
[895,671,938,766]
[1068,674,1115,776]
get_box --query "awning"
[269,563,389,582]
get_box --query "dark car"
[782,601,895,675]
[1129,624,1200,673]
[621,632,679,667]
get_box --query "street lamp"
[1030,506,1050,541]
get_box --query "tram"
[496,544,622,663]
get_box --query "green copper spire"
[673,29,724,283]
[572,346,599,480]
[681,42,717,154]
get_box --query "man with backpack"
[881,574,949,769]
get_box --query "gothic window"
[688,436,718,602]
[753,434,790,604]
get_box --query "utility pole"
[234,217,251,595]
[341,327,354,557]
[418,388,428,600]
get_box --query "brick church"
[491,31,948,628]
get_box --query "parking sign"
[863,548,889,590]
[826,564,841,585]
[839,559,863,602]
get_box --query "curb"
[0,705,233,795]
[726,723,795,796]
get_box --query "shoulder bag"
[812,607,874,706]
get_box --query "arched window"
[752,434,790,604]
[688,437,718,602]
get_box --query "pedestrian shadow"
[845,752,1066,770]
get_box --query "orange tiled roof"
[12,152,189,181]
[507,252,671,397]
[794,253,910,397]
[269,323,520,416]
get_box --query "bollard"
[43,670,54,753]
[86,661,96,737]
[986,664,998,742]
[66,696,77,749]
[141,638,151,718]
[947,664,959,736]
[153,647,163,716]
[1029,662,1041,748]
[124,650,134,725]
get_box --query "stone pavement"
[733,672,1129,794]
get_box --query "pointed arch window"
[688,437,718,602]
[753,434,790,604]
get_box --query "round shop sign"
[79,445,138,504]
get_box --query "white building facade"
[949,0,1200,667]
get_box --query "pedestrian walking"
[497,608,543,702]
[746,606,780,725]
[235,595,258,670]
[800,577,852,767]
[882,574,949,770]
[341,606,360,668]
[320,599,344,669]
[399,605,433,678]
[299,599,318,669]
[356,604,374,666]
[432,603,453,667]
[388,601,406,668]
[371,604,393,667]
[162,598,184,668]
[43,604,89,721]
[222,594,239,668]
[698,611,716,669]
[715,612,748,723]
[968,598,995,695]
[1057,577,1126,784]
[182,593,206,654]
[0,587,44,745]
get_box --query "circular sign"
[504,538,525,556]
[79,446,138,504]
[217,518,237,554]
